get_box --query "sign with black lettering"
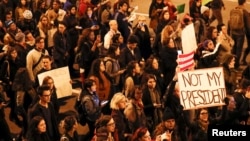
[177,67,226,110]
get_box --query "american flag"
[178,51,195,71]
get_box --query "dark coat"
[52,31,71,65]
[113,11,131,43]
[28,102,60,141]
[119,46,142,69]
[159,46,178,87]
[111,109,131,141]
[133,24,152,60]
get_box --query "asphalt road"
[4,0,250,140]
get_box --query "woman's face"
[100,61,106,72]
[163,12,170,20]
[41,17,48,25]
[199,109,209,122]
[41,2,46,8]
[133,63,141,74]
[21,0,26,6]
[228,57,235,69]
[118,35,124,43]
[71,7,76,15]
[207,41,214,50]
[0,20,3,27]
[89,31,95,41]
[156,0,162,4]
[37,119,46,133]
[139,130,151,141]
[117,98,127,109]
[221,25,227,35]
[152,58,159,70]
[46,78,54,90]
[106,118,116,133]
[10,50,17,59]
[89,82,97,92]
[87,7,93,18]
[212,29,218,39]
[196,0,201,7]
[147,78,156,89]
[115,47,120,56]
[168,38,175,48]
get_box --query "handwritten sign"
[177,67,226,110]
[37,67,72,99]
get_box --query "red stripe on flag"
[179,51,194,58]
[178,58,193,65]
[178,51,194,71]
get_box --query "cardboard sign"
[177,67,226,110]
[38,67,72,99]
[181,23,198,54]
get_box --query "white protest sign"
[181,23,198,54]
[177,67,226,110]
[38,67,72,99]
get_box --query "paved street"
[3,0,250,140]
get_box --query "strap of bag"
[32,49,45,69]
[4,60,10,78]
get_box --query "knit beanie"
[163,107,175,121]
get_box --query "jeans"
[231,34,245,68]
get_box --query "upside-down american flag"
[178,51,195,71]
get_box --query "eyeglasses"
[200,112,208,115]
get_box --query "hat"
[202,39,212,48]
[15,32,25,42]
[23,10,33,20]
[163,107,175,121]
[200,6,209,14]
[5,20,14,28]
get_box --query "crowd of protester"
[0,0,250,140]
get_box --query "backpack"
[229,7,244,30]
[77,94,101,126]
[76,94,90,126]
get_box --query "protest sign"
[38,67,72,99]
[181,23,198,54]
[177,67,226,110]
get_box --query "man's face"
[110,21,118,31]
[128,43,137,50]
[164,119,175,130]
[42,58,52,70]
[36,39,45,50]
[58,24,66,33]
[9,23,16,31]
[40,90,51,103]
[26,33,34,41]
[52,2,59,10]
[120,3,128,12]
